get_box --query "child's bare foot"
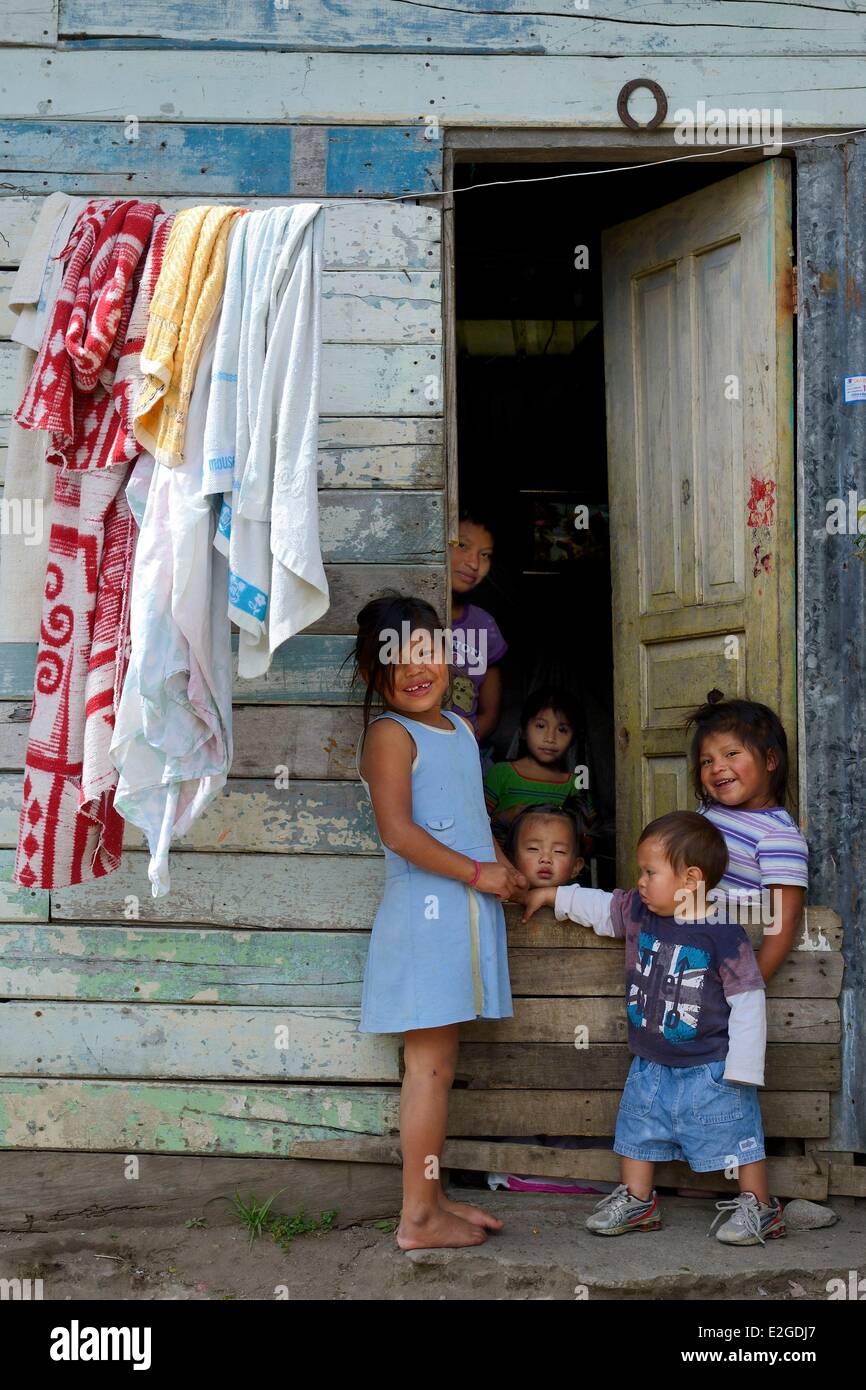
[396,1208,488,1251]
[439,1194,504,1232]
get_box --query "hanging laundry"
[16,199,161,469]
[0,194,87,641]
[13,200,161,889]
[133,203,246,468]
[203,204,329,678]
[111,307,234,898]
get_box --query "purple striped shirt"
[700,804,809,893]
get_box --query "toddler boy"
[522,810,784,1245]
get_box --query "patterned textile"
[15,199,161,470]
[13,200,165,888]
[133,204,246,468]
[14,467,135,887]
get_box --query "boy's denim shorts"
[614,1056,766,1173]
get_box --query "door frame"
[442,129,801,809]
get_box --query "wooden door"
[602,160,796,880]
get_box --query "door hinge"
[791,263,798,314]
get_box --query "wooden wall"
[0,4,855,1198]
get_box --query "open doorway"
[452,156,796,887]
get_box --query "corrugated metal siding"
[797,133,866,1151]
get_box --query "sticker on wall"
[843,376,866,403]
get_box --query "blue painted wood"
[325,127,441,198]
[57,1,866,58]
[0,636,360,703]
[0,122,440,196]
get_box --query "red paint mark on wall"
[747,476,776,528]
[748,476,775,579]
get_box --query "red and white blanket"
[14,199,165,889]
[15,198,160,470]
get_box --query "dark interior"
[454,159,752,887]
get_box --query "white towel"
[203,205,328,678]
[110,309,233,897]
[8,192,87,352]
[0,195,87,641]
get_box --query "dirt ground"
[3,1190,865,1301]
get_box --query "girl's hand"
[475,861,526,900]
[521,887,557,922]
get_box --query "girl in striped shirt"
[686,697,808,982]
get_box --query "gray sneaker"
[586,1184,662,1236]
[710,1193,786,1246]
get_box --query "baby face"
[513,814,583,888]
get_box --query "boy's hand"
[521,887,557,922]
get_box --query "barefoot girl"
[352,594,526,1250]
[686,697,808,981]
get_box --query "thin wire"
[3,124,866,206]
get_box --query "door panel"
[603,160,795,880]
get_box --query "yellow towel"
[134,204,247,468]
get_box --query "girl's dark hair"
[506,803,587,863]
[684,696,790,807]
[515,687,580,767]
[458,503,497,539]
[349,592,444,731]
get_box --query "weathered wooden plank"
[57,1,866,59]
[231,705,365,779]
[0,926,371,1005]
[0,636,360,703]
[0,340,443,422]
[0,928,842,1047]
[0,999,836,1089]
[0,269,15,338]
[0,197,440,270]
[321,271,440,343]
[448,1089,829,1140]
[826,1158,866,1199]
[320,562,448,632]
[0,1080,826,1154]
[321,442,443,488]
[0,775,381,857]
[0,1079,402,1152]
[0,122,441,197]
[456,1043,840,1092]
[319,417,443,448]
[506,946,842,1000]
[1,0,56,46]
[463,997,841,1046]
[3,50,863,128]
[0,1002,401,1081]
[49,852,384,929]
[0,1149,402,1230]
[0,848,48,922]
[319,345,442,417]
[3,698,366,777]
[318,491,445,560]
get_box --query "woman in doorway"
[445,506,507,747]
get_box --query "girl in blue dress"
[352,593,525,1250]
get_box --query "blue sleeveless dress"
[357,709,513,1033]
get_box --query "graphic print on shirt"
[627,931,711,1044]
